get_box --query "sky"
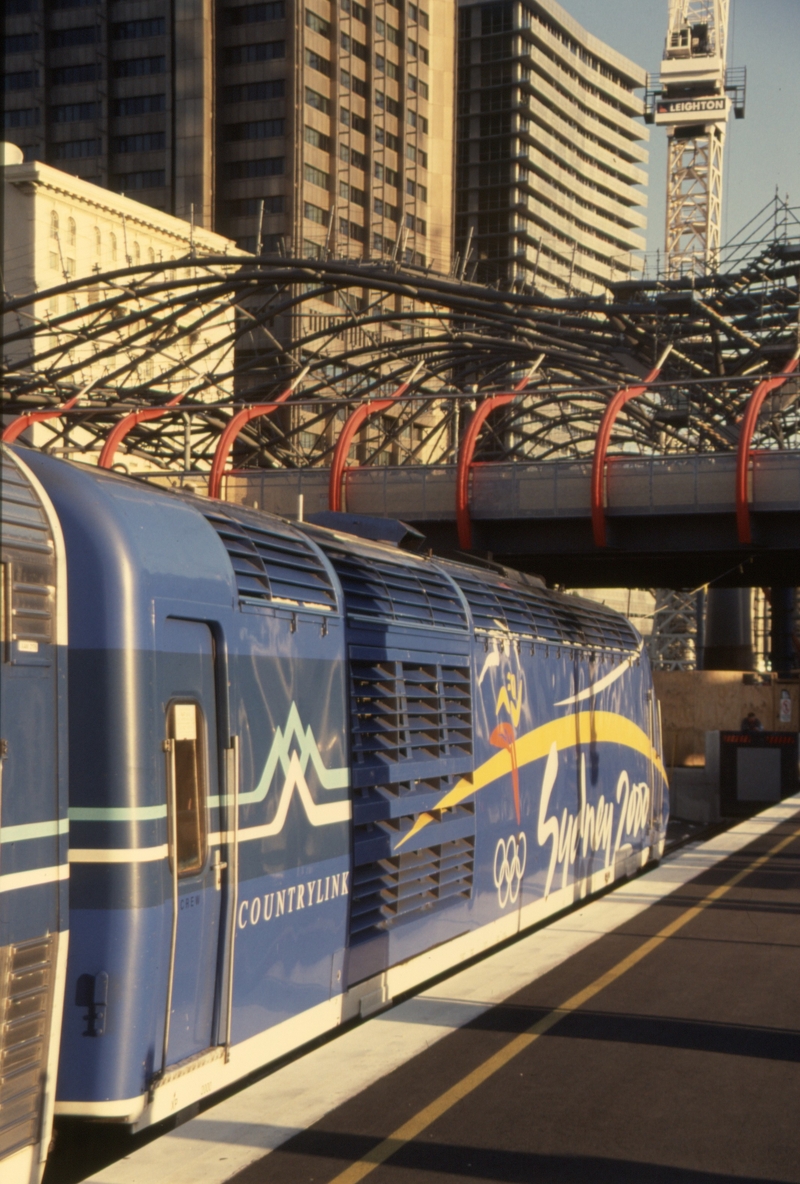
[561,0,800,257]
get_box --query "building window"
[341,70,369,97]
[49,26,96,48]
[53,139,101,159]
[305,162,330,189]
[113,132,166,152]
[51,63,100,87]
[375,127,399,151]
[305,86,330,114]
[112,56,166,78]
[5,71,40,91]
[114,169,166,189]
[228,120,285,141]
[228,157,285,179]
[340,182,365,206]
[112,94,165,116]
[374,162,399,187]
[4,108,39,128]
[223,79,284,103]
[50,101,101,123]
[110,232,117,262]
[50,211,59,239]
[304,125,331,152]
[67,217,76,247]
[339,218,365,242]
[94,227,101,256]
[112,18,166,39]
[304,201,329,226]
[228,2,286,25]
[227,195,285,216]
[224,41,285,64]
[305,9,331,38]
[304,48,331,75]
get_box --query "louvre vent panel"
[1,454,56,649]
[447,568,639,652]
[319,548,467,631]
[201,508,336,610]
[0,936,54,1159]
[350,658,473,771]
[348,644,476,945]
[349,835,475,939]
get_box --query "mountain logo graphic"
[214,703,351,840]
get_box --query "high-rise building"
[454,0,649,295]
[3,0,454,272]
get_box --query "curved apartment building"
[455,0,649,295]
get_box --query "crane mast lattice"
[646,0,745,278]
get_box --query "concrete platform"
[74,796,800,1184]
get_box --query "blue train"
[0,448,69,1184]
[1,444,667,1168]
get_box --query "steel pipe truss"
[1,242,798,480]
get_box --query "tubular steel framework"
[3,231,798,480]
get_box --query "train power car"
[0,447,69,1184]
[17,447,668,1132]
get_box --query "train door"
[160,618,223,1067]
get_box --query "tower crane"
[646,0,746,277]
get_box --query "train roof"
[9,451,641,653]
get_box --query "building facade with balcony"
[3,0,454,272]
[455,0,649,295]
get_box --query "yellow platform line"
[329,817,800,1184]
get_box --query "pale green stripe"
[1,818,69,843]
[69,805,167,822]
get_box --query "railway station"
[1,0,799,1182]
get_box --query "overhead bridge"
[223,449,800,588]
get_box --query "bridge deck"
[224,452,800,586]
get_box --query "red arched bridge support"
[208,368,309,499]
[456,359,544,551]
[591,346,673,548]
[328,362,423,513]
[736,349,800,544]
[98,393,185,469]
[2,395,80,444]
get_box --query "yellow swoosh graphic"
[395,710,665,851]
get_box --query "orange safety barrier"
[735,350,800,544]
[328,362,423,513]
[455,361,544,551]
[590,346,672,548]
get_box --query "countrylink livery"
[1,445,667,1166]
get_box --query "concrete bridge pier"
[703,588,754,671]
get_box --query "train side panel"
[16,452,666,1137]
[1,448,69,1184]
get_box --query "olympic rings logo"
[493,832,527,908]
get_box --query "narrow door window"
[166,702,208,876]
